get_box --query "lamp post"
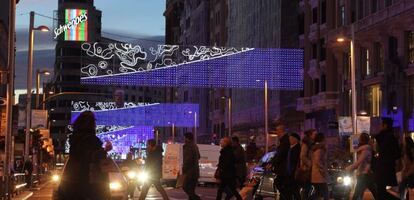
[221,96,232,137]
[168,122,175,143]
[36,69,50,109]
[25,11,50,160]
[256,80,269,152]
[337,24,357,161]
[189,111,197,144]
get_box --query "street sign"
[31,110,48,128]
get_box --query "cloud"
[16,28,56,52]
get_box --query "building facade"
[297,0,414,142]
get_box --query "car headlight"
[127,171,136,179]
[336,176,343,184]
[343,176,352,186]
[52,175,60,182]
[137,171,149,183]
[109,182,122,190]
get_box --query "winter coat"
[217,146,237,182]
[347,144,373,176]
[374,129,400,186]
[401,149,414,180]
[271,133,290,176]
[146,145,163,179]
[58,131,110,200]
[233,144,247,181]
[300,139,312,171]
[182,142,200,179]
[311,142,328,184]
[287,143,301,177]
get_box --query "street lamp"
[188,111,197,144]
[221,96,232,137]
[25,11,50,160]
[337,24,357,161]
[36,69,50,109]
[256,80,269,152]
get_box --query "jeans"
[399,175,414,200]
[183,177,201,200]
[139,178,169,200]
[352,174,377,200]
[301,182,313,200]
[311,183,329,200]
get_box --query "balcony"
[311,92,339,109]
[308,59,321,79]
[297,97,312,112]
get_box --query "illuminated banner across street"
[71,101,199,127]
[80,43,303,90]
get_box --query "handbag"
[176,173,186,188]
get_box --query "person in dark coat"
[182,132,201,200]
[23,158,33,188]
[216,137,242,200]
[270,122,290,199]
[245,136,258,162]
[58,111,111,200]
[232,136,247,188]
[374,117,400,200]
[285,133,301,200]
[139,139,169,200]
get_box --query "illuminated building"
[297,0,414,141]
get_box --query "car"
[52,158,128,200]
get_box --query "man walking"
[232,136,247,189]
[182,132,201,200]
[286,133,301,199]
[139,139,169,200]
[270,121,290,200]
[374,117,400,200]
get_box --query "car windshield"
[258,151,276,165]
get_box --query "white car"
[53,158,128,200]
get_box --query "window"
[385,0,393,7]
[339,5,346,26]
[371,0,378,13]
[408,31,414,64]
[360,48,370,76]
[312,7,318,24]
[366,85,382,117]
[321,0,326,24]
[184,91,188,102]
[389,36,398,61]
[358,0,364,20]
[314,79,320,94]
[343,52,350,80]
[321,74,326,92]
[374,42,384,72]
[312,43,317,59]
[319,38,326,61]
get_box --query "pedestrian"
[285,132,301,200]
[270,121,290,199]
[57,111,111,200]
[298,129,316,199]
[374,117,400,200]
[216,137,243,200]
[310,133,329,200]
[232,136,247,189]
[23,158,33,188]
[345,133,377,200]
[139,139,169,200]
[182,132,201,200]
[245,137,258,162]
[399,136,414,199]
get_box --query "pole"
[5,1,16,199]
[264,80,269,153]
[25,11,35,161]
[172,123,175,143]
[228,97,232,137]
[350,24,357,161]
[35,70,40,109]
[194,112,197,144]
[155,130,159,145]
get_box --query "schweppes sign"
[54,9,88,41]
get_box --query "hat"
[289,132,301,141]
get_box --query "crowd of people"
[56,111,414,200]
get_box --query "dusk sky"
[14,0,166,96]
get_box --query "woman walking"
[299,129,316,199]
[346,133,377,200]
[216,137,242,200]
[399,137,414,199]
[58,111,111,200]
[310,133,329,200]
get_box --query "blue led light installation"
[80,43,303,90]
